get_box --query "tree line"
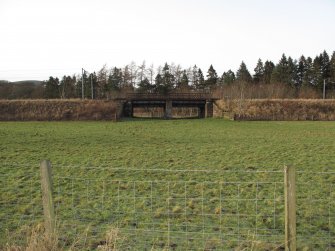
[1,50,334,99]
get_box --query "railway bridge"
[118,92,218,119]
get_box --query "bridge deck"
[118,92,219,101]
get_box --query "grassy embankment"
[0,99,118,121]
[215,99,335,120]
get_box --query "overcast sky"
[1,0,334,81]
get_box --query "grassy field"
[1,119,335,168]
[1,119,335,250]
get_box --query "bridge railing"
[123,92,217,101]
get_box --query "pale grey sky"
[0,0,334,81]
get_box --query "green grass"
[1,119,335,250]
[1,119,335,168]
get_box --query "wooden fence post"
[40,160,56,238]
[284,165,296,251]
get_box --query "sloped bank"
[214,99,335,121]
[0,99,120,121]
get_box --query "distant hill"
[0,80,43,85]
[8,80,44,86]
[0,80,45,99]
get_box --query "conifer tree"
[221,70,235,84]
[196,68,205,90]
[45,76,60,98]
[330,51,335,89]
[161,63,175,93]
[191,65,199,88]
[271,54,289,84]
[236,61,252,83]
[179,70,189,88]
[312,55,323,88]
[60,75,77,99]
[205,65,218,88]
[263,60,275,84]
[85,72,97,99]
[154,73,164,93]
[321,50,330,80]
[138,77,152,92]
[302,57,314,87]
[296,56,306,88]
[108,67,123,91]
[253,59,264,84]
[287,57,297,88]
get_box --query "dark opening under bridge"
[118,92,219,119]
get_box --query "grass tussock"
[2,223,124,251]
[0,99,120,121]
[215,99,335,120]
[3,223,59,251]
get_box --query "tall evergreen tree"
[59,75,77,99]
[161,63,175,93]
[295,56,306,88]
[321,50,330,80]
[154,73,164,93]
[197,68,205,90]
[191,65,199,88]
[287,57,297,88]
[271,54,290,84]
[221,70,235,85]
[302,57,314,87]
[205,65,218,88]
[312,55,323,88]
[330,51,335,89]
[45,77,60,98]
[179,70,189,88]
[89,72,98,99]
[138,77,152,93]
[253,59,264,84]
[108,67,123,91]
[236,61,252,83]
[263,60,275,84]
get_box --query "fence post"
[40,160,56,238]
[284,165,296,251]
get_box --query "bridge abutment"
[199,106,205,118]
[205,101,213,118]
[123,102,133,117]
[165,100,172,119]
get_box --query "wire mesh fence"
[0,165,42,246]
[296,170,335,250]
[0,163,334,250]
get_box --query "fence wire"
[0,163,334,250]
[296,171,335,250]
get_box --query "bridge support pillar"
[165,100,172,119]
[199,106,205,118]
[205,101,213,118]
[123,102,133,117]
